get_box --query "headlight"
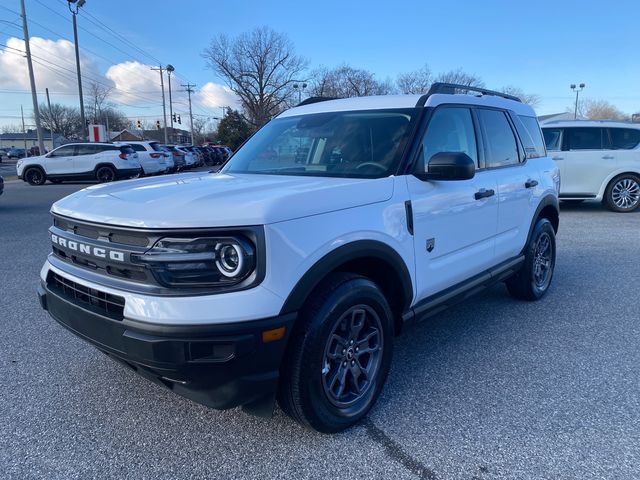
[132,236,255,288]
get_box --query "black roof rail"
[297,96,340,107]
[415,82,521,107]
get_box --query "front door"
[408,106,498,300]
[44,145,76,175]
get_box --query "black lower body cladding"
[38,282,295,412]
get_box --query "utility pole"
[182,83,196,145]
[21,105,27,154]
[151,65,169,144]
[67,0,87,139]
[20,0,45,155]
[46,88,54,151]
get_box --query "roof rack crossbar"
[296,96,340,107]
[416,82,522,107]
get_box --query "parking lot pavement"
[1,180,638,480]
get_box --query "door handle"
[602,155,614,160]
[525,179,539,188]
[474,188,495,200]
[552,156,564,161]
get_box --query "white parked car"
[17,143,141,185]
[39,84,560,432]
[174,146,196,168]
[541,120,640,212]
[115,141,169,175]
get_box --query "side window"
[609,128,640,150]
[421,107,478,170]
[75,144,99,156]
[515,115,546,158]
[478,109,519,167]
[565,128,605,150]
[49,145,76,157]
[542,128,562,151]
[129,144,146,152]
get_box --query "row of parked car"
[14,141,232,185]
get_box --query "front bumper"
[38,282,295,412]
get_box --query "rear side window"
[478,109,520,167]
[542,128,562,151]
[565,128,606,150]
[129,144,146,152]
[422,107,478,170]
[609,128,640,150]
[76,144,99,155]
[149,142,163,152]
[515,115,546,158]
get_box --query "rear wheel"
[95,166,116,183]
[604,174,640,212]
[506,218,556,301]
[278,273,394,433]
[25,167,46,186]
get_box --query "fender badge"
[426,238,435,253]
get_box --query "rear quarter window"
[515,115,546,158]
[609,128,640,150]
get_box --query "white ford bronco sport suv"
[17,142,141,185]
[38,84,560,432]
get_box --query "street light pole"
[570,83,585,120]
[67,0,87,139]
[20,0,45,154]
[166,64,174,134]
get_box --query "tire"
[506,218,556,301]
[25,167,46,186]
[95,166,116,183]
[604,174,640,212]
[278,273,394,433]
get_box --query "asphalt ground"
[1,178,639,479]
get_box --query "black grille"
[53,217,150,247]
[47,271,125,320]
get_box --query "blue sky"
[0,0,638,130]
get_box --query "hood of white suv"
[51,172,394,228]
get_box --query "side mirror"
[415,152,475,181]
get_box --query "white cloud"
[0,36,101,94]
[194,82,240,111]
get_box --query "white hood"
[51,172,394,228]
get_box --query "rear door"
[476,109,542,261]
[44,145,76,174]
[407,105,499,299]
[556,127,612,197]
[74,144,102,174]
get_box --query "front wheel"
[506,218,556,301]
[604,174,640,212]
[25,167,46,186]
[95,166,116,183]
[278,273,394,433]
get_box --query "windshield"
[222,109,418,178]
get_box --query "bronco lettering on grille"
[51,233,125,262]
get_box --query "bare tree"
[1,124,24,134]
[500,86,541,107]
[434,69,484,87]
[37,102,83,139]
[191,116,215,145]
[85,81,114,124]
[203,26,308,127]
[309,65,393,98]
[575,99,628,120]
[396,64,433,94]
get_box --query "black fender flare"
[279,240,413,316]
[526,194,559,247]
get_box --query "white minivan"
[541,121,640,212]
